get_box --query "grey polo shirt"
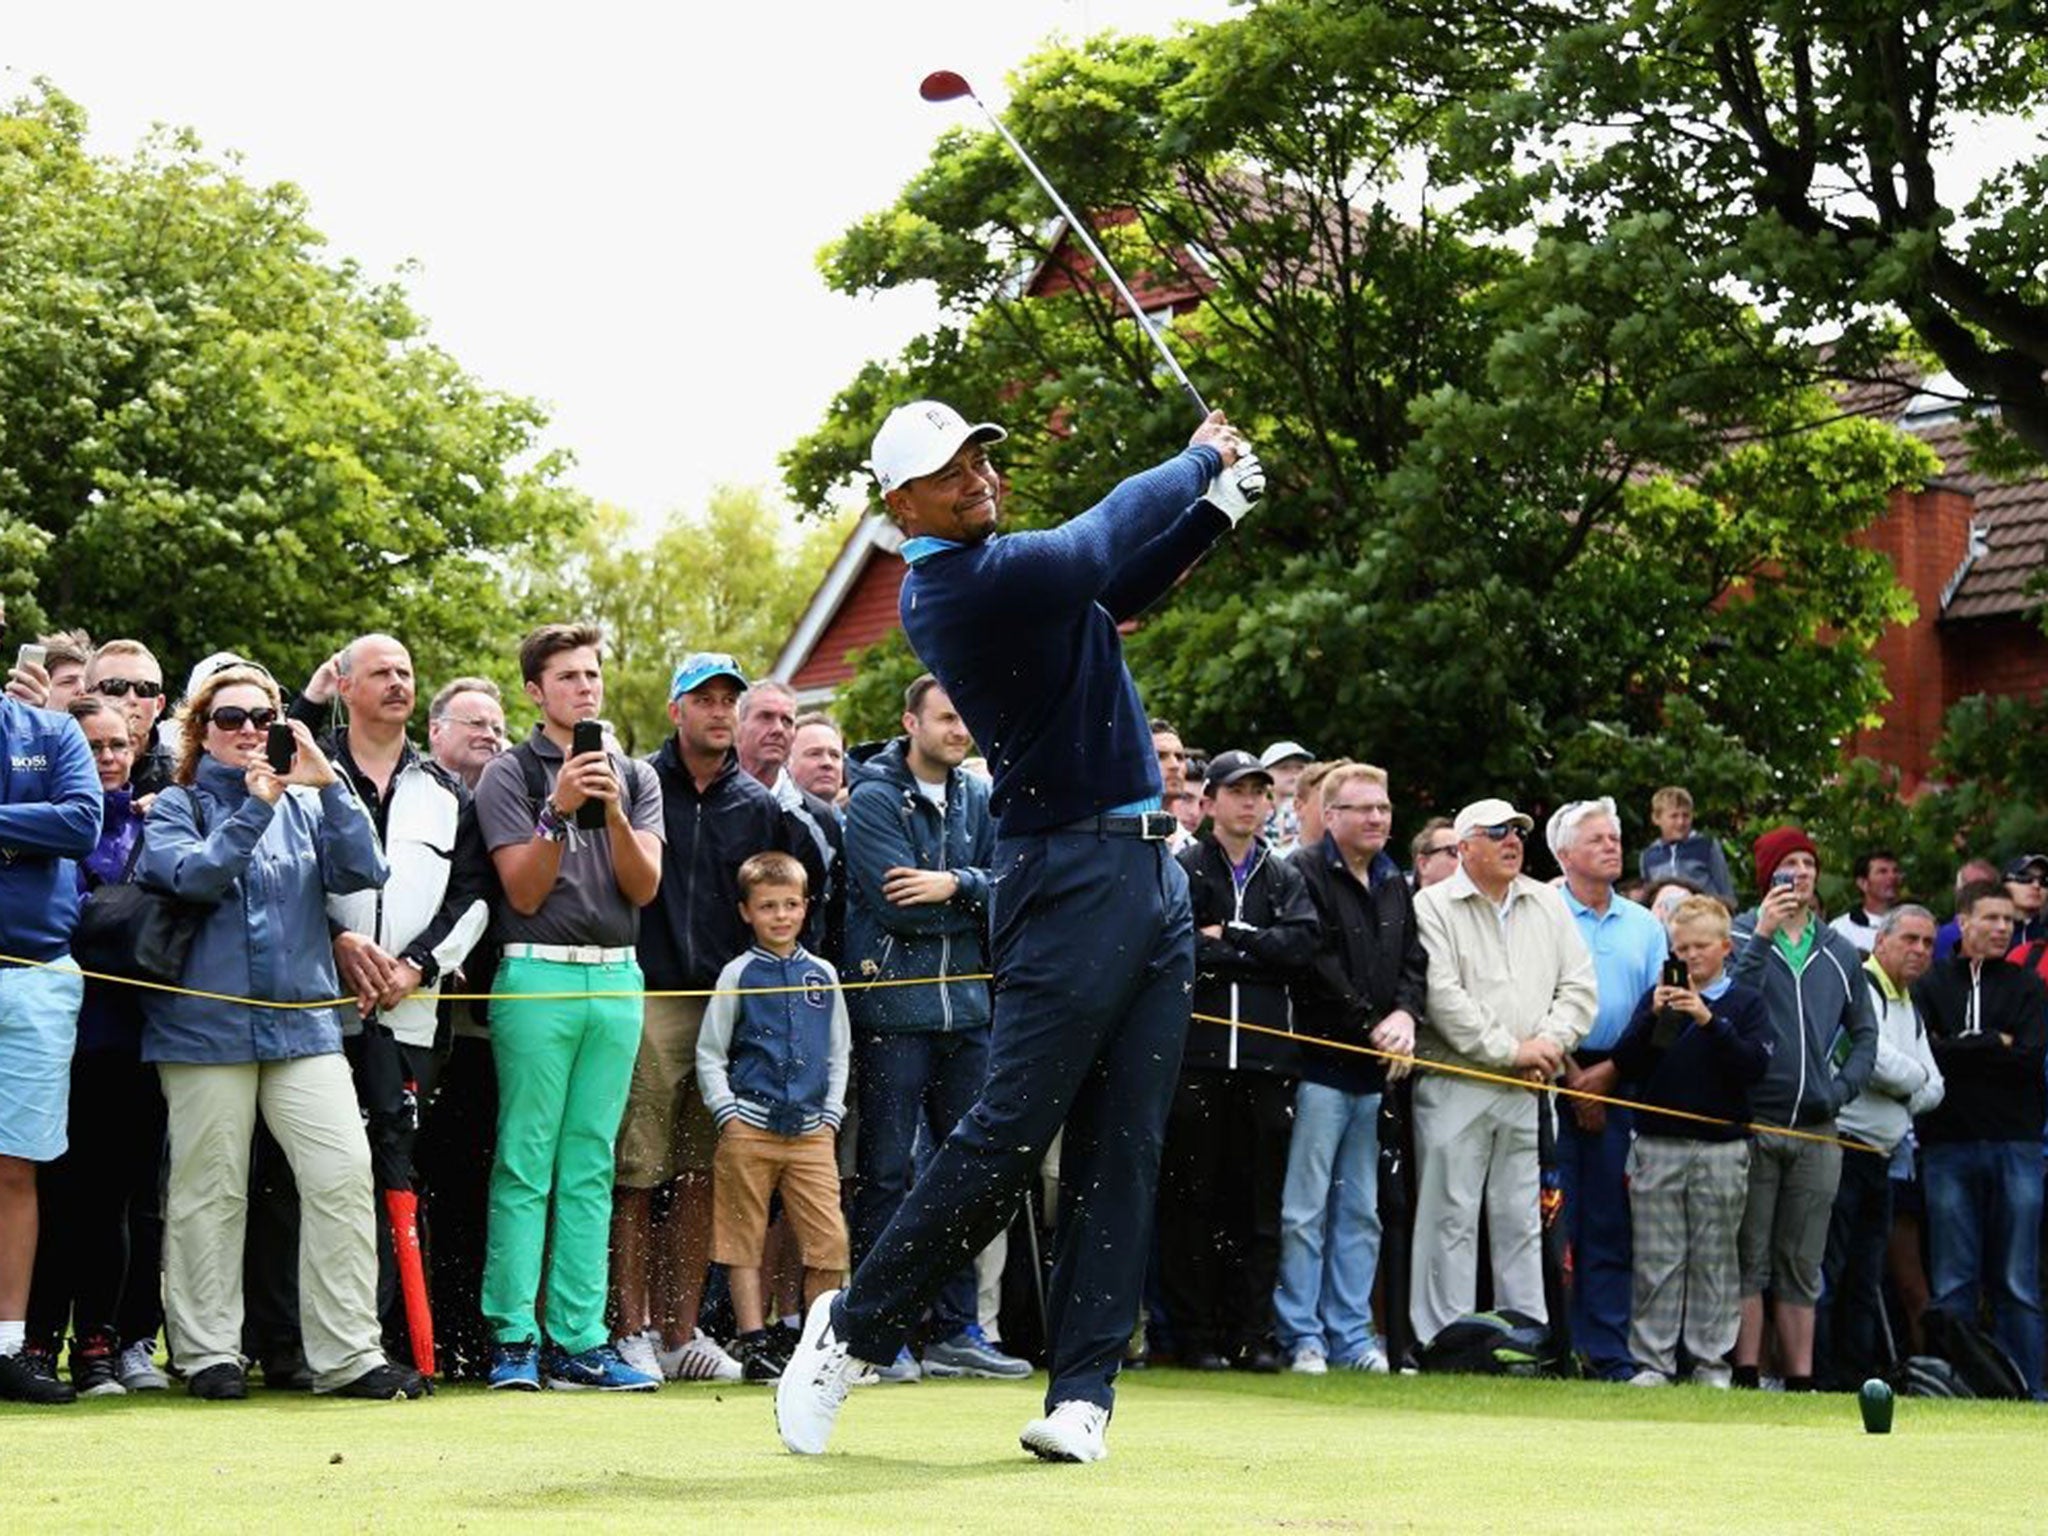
[475,725,664,949]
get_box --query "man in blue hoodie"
[777,399,1263,1463]
[842,674,1027,1381]
[0,655,102,1404]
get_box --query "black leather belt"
[1053,811,1179,840]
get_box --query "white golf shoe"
[1020,1399,1111,1463]
[775,1290,866,1455]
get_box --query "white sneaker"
[776,1290,866,1455]
[117,1339,170,1392]
[1020,1399,1110,1463]
[658,1328,743,1383]
[614,1330,662,1381]
[1289,1344,1328,1376]
[1626,1368,1669,1387]
[1692,1363,1733,1390]
[1338,1344,1390,1374]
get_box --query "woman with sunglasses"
[137,664,423,1400]
[18,698,172,1398]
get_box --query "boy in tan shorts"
[696,853,851,1382]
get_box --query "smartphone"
[1661,955,1689,990]
[571,718,606,830]
[266,721,296,775]
[1770,870,1797,890]
[14,642,46,673]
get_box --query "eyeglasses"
[1328,802,1390,817]
[84,735,135,756]
[207,705,280,732]
[91,677,165,700]
[1421,844,1459,859]
[438,713,507,738]
[1471,823,1525,842]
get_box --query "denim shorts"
[0,961,85,1160]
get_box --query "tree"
[518,489,852,754]
[784,6,1935,834]
[1435,1,2048,473]
[0,85,580,688]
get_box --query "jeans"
[838,830,1192,1413]
[852,1027,992,1337]
[1923,1139,2045,1398]
[1273,1081,1382,1361]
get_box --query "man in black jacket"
[1275,763,1427,1374]
[1161,752,1317,1372]
[1912,879,2048,1399]
[623,652,793,1383]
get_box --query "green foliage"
[516,489,852,754]
[786,4,1937,837]
[829,627,927,750]
[0,84,578,688]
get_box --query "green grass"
[3,1368,2036,1532]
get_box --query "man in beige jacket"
[1410,798,1597,1347]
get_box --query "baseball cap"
[1259,740,1313,770]
[1453,797,1534,838]
[2003,853,2048,880]
[1203,750,1273,793]
[869,401,1007,494]
[668,652,748,701]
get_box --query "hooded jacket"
[1910,952,2048,1144]
[138,755,387,1064]
[637,738,790,991]
[1176,830,1317,1074]
[1289,837,1429,1095]
[695,944,850,1136]
[1729,908,1879,1127]
[1841,954,1946,1154]
[0,696,101,960]
[841,738,993,1035]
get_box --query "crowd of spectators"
[2,605,2043,1407]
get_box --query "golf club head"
[919,70,974,103]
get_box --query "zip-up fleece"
[1910,953,2048,1144]
[841,738,993,1034]
[1176,832,1316,1074]
[139,756,387,1064]
[1729,909,1879,1127]
[695,944,850,1136]
[638,739,790,990]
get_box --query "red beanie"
[1752,826,1818,889]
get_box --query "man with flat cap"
[1410,797,1597,1350]
[777,399,1264,1463]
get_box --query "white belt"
[503,942,635,965]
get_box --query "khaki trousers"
[1410,1073,1546,1346]
[160,1055,383,1390]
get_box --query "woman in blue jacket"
[139,664,421,1401]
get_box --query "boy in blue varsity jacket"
[696,851,851,1382]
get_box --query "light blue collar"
[902,535,966,565]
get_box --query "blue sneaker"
[866,1345,921,1384]
[543,1342,660,1392]
[488,1341,541,1392]
[923,1323,1032,1380]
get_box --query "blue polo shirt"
[1564,884,1669,1053]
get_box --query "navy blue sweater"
[1611,978,1774,1141]
[899,444,1226,836]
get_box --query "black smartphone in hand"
[1661,955,1688,991]
[266,721,296,775]
[571,718,606,830]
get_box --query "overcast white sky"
[4,1,1235,522]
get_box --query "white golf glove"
[1203,450,1265,525]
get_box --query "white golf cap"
[869,400,1007,494]
[1453,798,1534,838]
[1259,740,1314,770]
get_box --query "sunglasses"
[2009,874,2047,888]
[1472,823,1525,842]
[1422,844,1460,859]
[207,705,280,732]
[91,677,165,700]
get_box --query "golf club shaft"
[969,94,1210,419]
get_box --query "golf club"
[920,68,1212,420]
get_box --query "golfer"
[777,400,1264,1462]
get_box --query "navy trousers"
[837,830,1193,1411]
[1557,1105,1635,1377]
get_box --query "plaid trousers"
[1627,1135,1750,1377]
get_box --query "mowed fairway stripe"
[2,1370,2035,1532]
